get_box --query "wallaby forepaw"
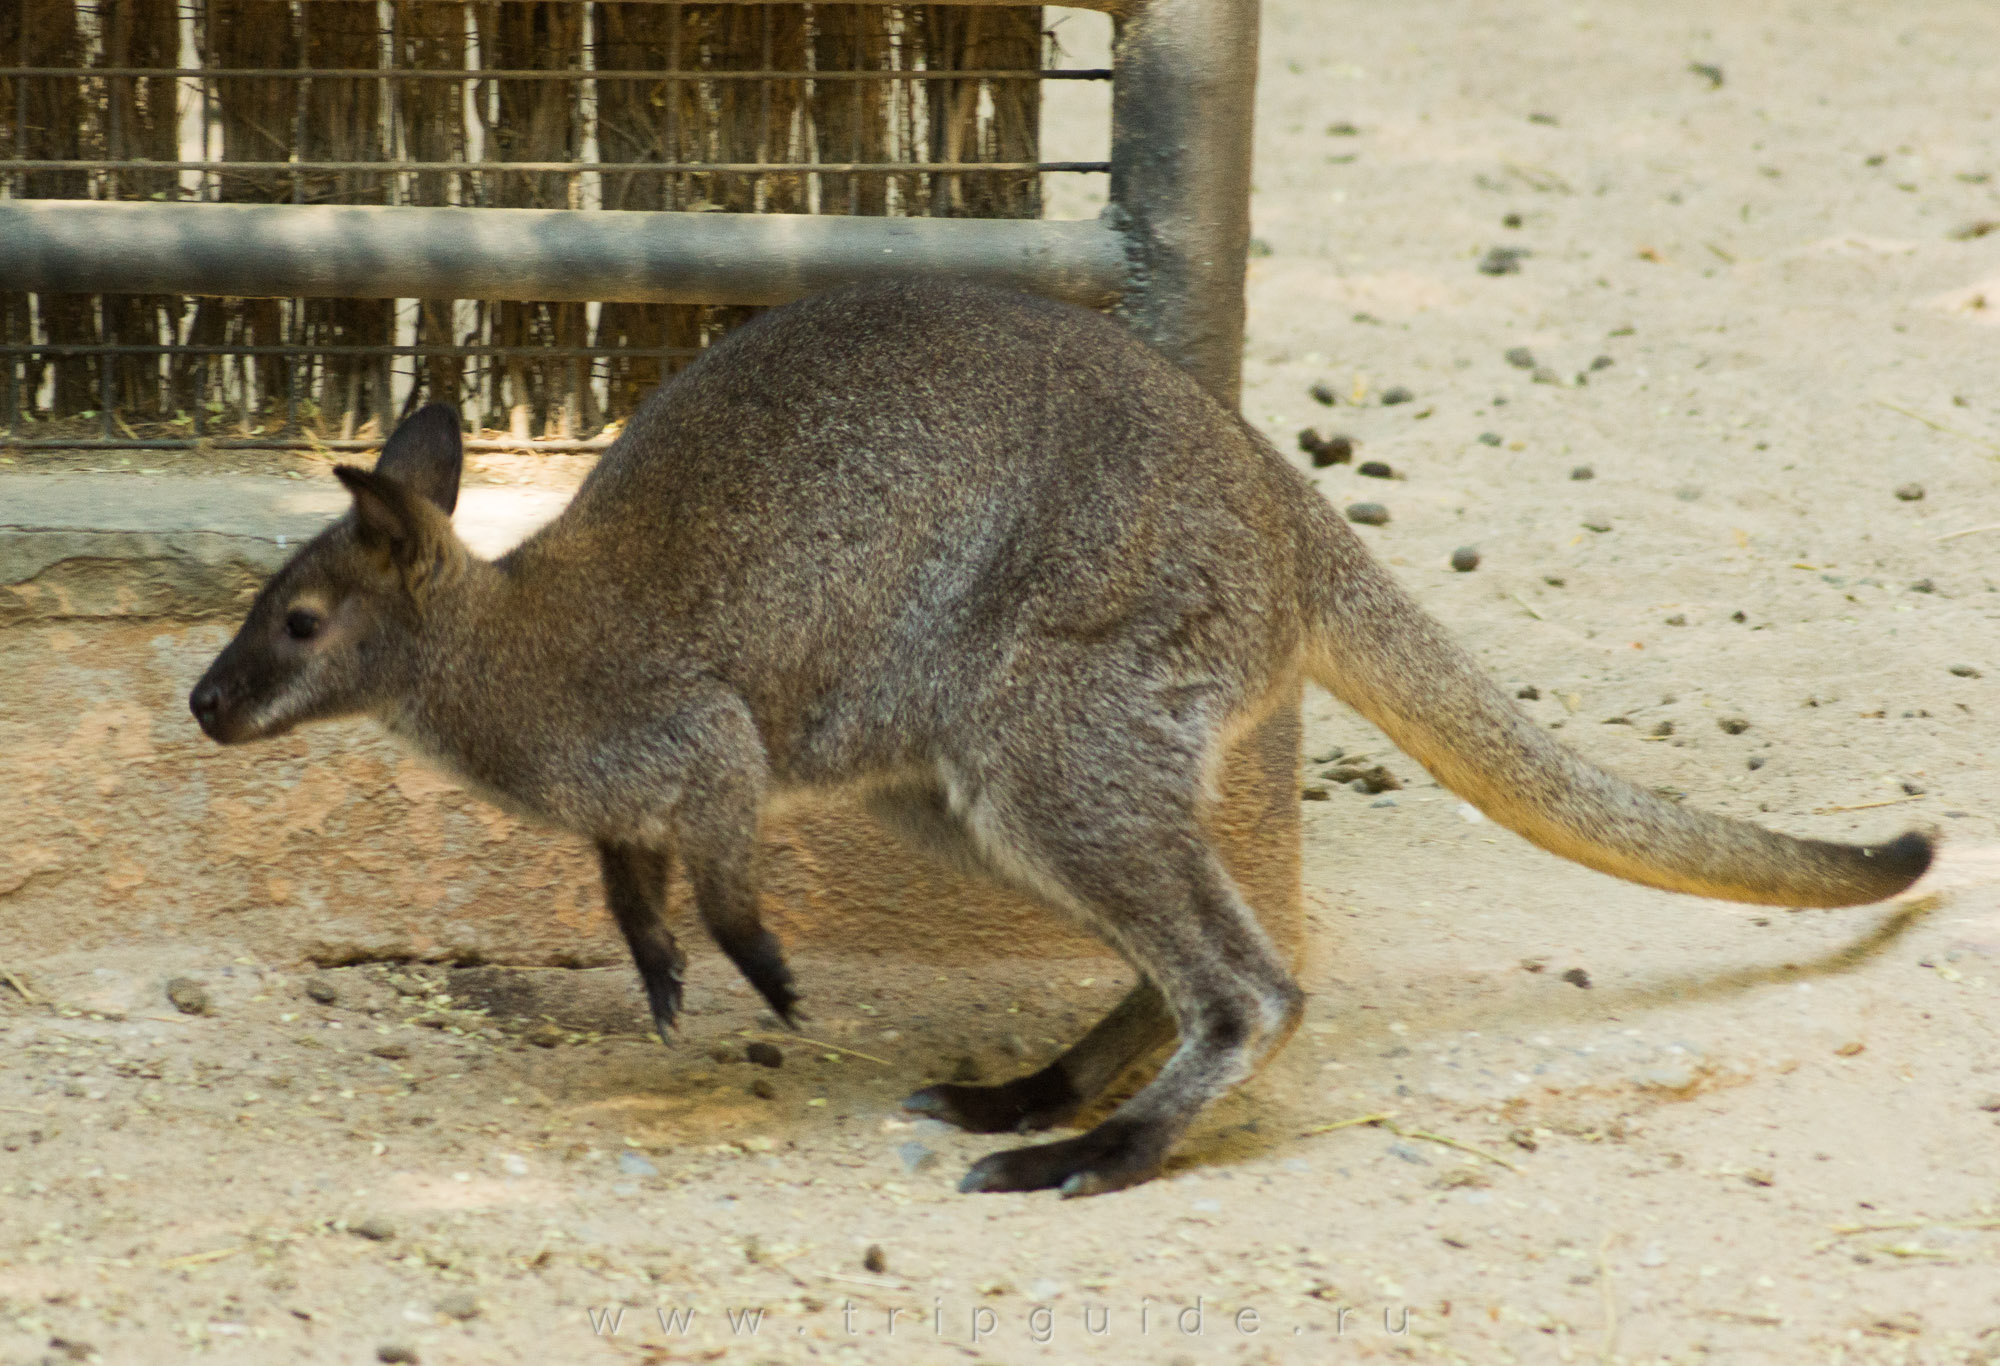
[958,1120,1164,1197]
[902,1071,1080,1134]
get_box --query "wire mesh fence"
[1,1,1107,451]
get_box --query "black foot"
[958,1119,1166,1198]
[715,929,800,1027]
[637,967,684,1048]
[902,1066,1080,1134]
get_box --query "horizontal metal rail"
[0,200,1129,307]
[0,160,1106,176]
[0,66,1110,82]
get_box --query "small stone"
[1370,796,1398,809]
[1741,1168,1774,1188]
[1327,120,1359,136]
[165,977,210,1016]
[863,1244,888,1274]
[1477,431,1503,446]
[1519,957,1548,974]
[1479,245,1529,275]
[1528,111,1559,126]
[1324,763,1401,794]
[1581,515,1612,533]
[1718,716,1751,734]
[1636,1063,1697,1093]
[1894,482,1925,502]
[709,1044,737,1064]
[1560,967,1592,989]
[1300,785,1331,802]
[1516,685,1541,700]
[1570,465,1596,481]
[1504,346,1536,369]
[617,1150,658,1178]
[376,1347,418,1365]
[1502,211,1523,228]
[1309,381,1337,406]
[1450,546,1481,573]
[898,1141,938,1174]
[1834,1041,1865,1057]
[746,1041,784,1069]
[1975,1094,2000,1113]
[304,978,339,1006]
[1357,460,1395,479]
[749,1078,777,1100]
[351,1215,396,1242]
[1637,1244,1666,1267]
[1731,610,1747,622]
[369,1043,409,1061]
[1246,237,1273,259]
[1747,755,1766,770]
[1346,502,1390,526]
[436,1289,480,1322]
[1299,429,1355,467]
[525,1021,564,1049]
[1387,1141,1430,1164]
[1949,664,1982,678]
[1507,1127,1539,1152]
[1910,578,1935,593]
[1531,366,1562,385]
[1651,720,1674,736]
[1664,614,1686,626]
[1901,780,1925,795]
[1589,355,1615,371]
[1380,386,1415,406]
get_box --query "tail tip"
[1866,828,1935,898]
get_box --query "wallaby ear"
[334,464,455,584]
[374,402,464,515]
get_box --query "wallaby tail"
[1294,502,1932,908]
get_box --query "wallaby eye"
[284,608,323,642]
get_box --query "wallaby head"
[189,403,469,745]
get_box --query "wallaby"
[191,280,1932,1197]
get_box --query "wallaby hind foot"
[597,843,686,1046]
[903,980,1175,1134]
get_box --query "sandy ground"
[6,1,2000,1362]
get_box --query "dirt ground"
[6,1,2000,1362]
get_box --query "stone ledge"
[0,472,574,621]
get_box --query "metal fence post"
[1107,0,1261,408]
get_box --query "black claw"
[901,1069,1080,1135]
[639,971,683,1048]
[717,929,800,1028]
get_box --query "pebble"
[525,1021,564,1049]
[1894,482,1925,502]
[1910,578,1935,593]
[750,1078,777,1100]
[1502,211,1523,229]
[898,1141,938,1174]
[863,1244,889,1274]
[1300,785,1331,802]
[1450,546,1481,572]
[1370,797,1398,809]
[1560,968,1592,989]
[304,978,339,1006]
[1590,355,1615,371]
[351,1215,396,1242]
[1637,1244,1666,1268]
[710,1044,737,1064]
[165,977,210,1016]
[1531,366,1562,385]
[1570,465,1595,481]
[1747,756,1766,770]
[1664,614,1686,626]
[1479,246,1529,275]
[436,1289,480,1322]
[369,1043,409,1061]
[1651,720,1674,736]
[1581,515,1612,533]
[1357,460,1395,479]
[1380,386,1415,406]
[1949,664,1982,678]
[1976,1095,2000,1113]
[1504,346,1536,369]
[1718,716,1751,734]
[1635,1063,1697,1093]
[376,1347,418,1365]
[1477,431,1503,446]
[1324,763,1401,793]
[617,1151,658,1178]
[1387,1141,1430,1164]
[1310,381,1337,406]
[1299,429,1355,467]
[1506,1128,1539,1151]
[1346,502,1390,526]
[746,1041,785,1068]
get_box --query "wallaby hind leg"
[944,748,1303,1196]
[903,980,1174,1133]
[597,842,686,1047]
[682,839,800,1027]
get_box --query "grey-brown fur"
[190,280,1932,1197]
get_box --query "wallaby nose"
[189,680,223,736]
